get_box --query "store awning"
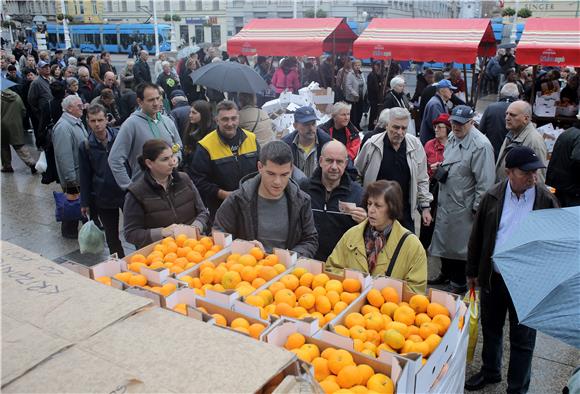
[515,18,580,67]
[227,18,357,57]
[353,18,497,64]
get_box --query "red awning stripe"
[516,18,580,66]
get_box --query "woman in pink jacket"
[271,58,300,95]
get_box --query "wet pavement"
[1,98,578,393]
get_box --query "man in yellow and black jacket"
[190,100,259,218]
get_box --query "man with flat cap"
[465,145,559,393]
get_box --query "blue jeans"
[481,272,537,394]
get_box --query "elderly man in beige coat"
[355,107,433,232]
[495,100,547,183]
[237,92,274,146]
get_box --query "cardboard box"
[326,276,464,393]
[266,319,411,394]
[234,257,370,328]
[0,241,152,386]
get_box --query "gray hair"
[61,94,82,111]
[500,83,520,99]
[388,107,411,124]
[77,66,90,76]
[66,77,78,86]
[376,108,391,128]
[331,101,351,117]
[161,60,170,68]
[390,76,405,89]
[67,57,77,66]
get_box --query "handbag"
[53,191,82,222]
[465,287,480,363]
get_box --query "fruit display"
[125,234,224,276]
[95,271,179,297]
[177,247,289,297]
[281,332,398,394]
[242,262,367,327]
[330,285,453,365]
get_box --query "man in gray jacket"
[52,95,89,238]
[495,100,547,184]
[213,140,318,258]
[429,105,495,293]
[108,82,182,190]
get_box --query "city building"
[226,0,455,38]
[2,0,58,24]
[56,0,104,24]
[503,0,580,18]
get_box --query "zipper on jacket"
[164,188,178,222]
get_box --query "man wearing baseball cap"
[419,79,457,145]
[429,105,495,293]
[27,60,53,132]
[466,145,559,392]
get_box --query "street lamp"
[5,15,14,45]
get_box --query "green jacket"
[326,219,427,294]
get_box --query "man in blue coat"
[419,80,456,145]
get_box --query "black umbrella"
[189,61,268,94]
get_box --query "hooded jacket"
[213,173,318,258]
[108,110,183,190]
[1,89,27,146]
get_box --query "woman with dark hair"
[50,64,63,83]
[123,139,209,248]
[180,100,216,174]
[326,180,427,293]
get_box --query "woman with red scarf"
[320,101,361,161]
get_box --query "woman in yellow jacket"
[326,180,427,294]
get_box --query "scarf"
[364,223,392,274]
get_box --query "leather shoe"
[428,273,449,285]
[465,371,501,391]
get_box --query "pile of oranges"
[95,272,178,297]
[331,287,451,364]
[244,269,363,327]
[126,234,223,276]
[173,305,268,340]
[284,333,394,394]
[178,247,286,297]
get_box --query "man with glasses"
[429,105,495,293]
[495,100,547,184]
[355,107,433,232]
[190,100,259,217]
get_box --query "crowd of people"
[1,41,579,394]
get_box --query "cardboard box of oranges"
[123,226,233,277]
[174,239,297,299]
[325,275,468,393]
[265,319,411,394]
[234,257,372,333]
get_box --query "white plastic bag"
[78,220,105,254]
[35,151,48,173]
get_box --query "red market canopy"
[353,18,497,63]
[227,18,357,57]
[515,18,580,67]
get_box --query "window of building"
[278,12,293,18]
[134,0,141,9]
[234,16,244,27]
[164,0,170,11]
[196,0,202,10]
[232,0,244,6]
[254,12,268,18]
[195,25,204,43]
[179,0,186,10]
[211,25,221,44]
[213,0,219,10]
[92,0,98,14]
[121,1,127,12]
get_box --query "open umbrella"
[177,45,201,59]
[1,77,17,91]
[189,61,268,94]
[493,207,580,348]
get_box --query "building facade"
[503,0,580,18]
[56,0,104,23]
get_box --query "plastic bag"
[466,287,479,363]
[78,220,105,254]
[35,151,48,173]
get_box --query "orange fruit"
[173,303,187,315]
[165,242,178,254]
[275,289,297,306]
[366,329,381,346]
[230,317,250,329]
[393,305,416,326]
[427,302,450,318]
[320,380,341,394]
[364,312,384,331]
[380,287,399,304]
[321,347,337,360]
[285,332,306,350]
[409,294,430,313]
[366,289,385,308]
[326,290,340,307]
[419,322,440,340]
[227,253,241,263]
[342,278,361,293]
[328,349,355,374]
[361,304,380,315]
[410,341,430,357]
[431,314,451,335]
[424,333,442,354]
[251,277,267,288]
[316,295,332,314]
[95,276,112,286]
[325,279,343,293]
[351,385,369,394]
[341,291,358,304]
[154,243,168,254]
[239,254,257,267]
[264,254,279,266]
[248,323,266,339]
[259,266,278,281]
[257,289,274,305]
[312,286,327,297]
[128,274,148,287]
[273,263,286,274]
[333,301,348,315]
[366,373,394,394]
[380,302,398,318]
[233,326,250,335]
[386,321,409,337]
[383,329,405,350]
[299,293,316,309]
[240,266,257,282]
[377,343,395,355]
[185,250,203,263]
[415,312,432,327]
[212,313,227,326]
[280,274,300,291]
[301,343,321,359]
[408,334,423,343]
[113,272,132,283]
[333,324,350,337]
[198,261,216,271]
[249,247,265,261]
[246,294,265,308]
[292,267,307,278]
[337,365,361,388]
[199,236,214,250]
[160,282,177,297]
[349,325,367,341]
[299,272,314,287]
[275,302,295,317]
[128,262,147,273]
[357,364,375,386]
[400,339,414,354]
[229,263,245,273]
[345,312,366,329]
[130,253,147,264]
[294,285,313,299]
[312,273,330,288]
[312,357,330,381]
[174,234,188,247]
[221,271,242,290]
[294,306,308,318]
